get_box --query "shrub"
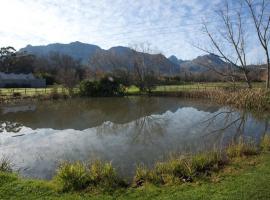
[79,80,98,97]
[226,138,258,159]
[12,92,21,98]
[0,157,12,173]
[260,134,270,151]
[79,77,124,97]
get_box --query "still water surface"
[0,97,269,179]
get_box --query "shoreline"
[1,137,270,199]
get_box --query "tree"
[0,47,36,74]
[57,67,79,92]
[245,0,270,89]
[48,53,81,92]
[195,1,253,88]
[89,48,132,83]
[131,43,159,93]
[0,47,17,73]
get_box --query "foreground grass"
[1,151,270,199]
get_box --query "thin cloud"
[0,0,265,62]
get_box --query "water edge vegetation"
[0,135,270,199]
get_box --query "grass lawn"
[1,153,270,200]
[127,82,266,94]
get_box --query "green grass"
[0,153,270,200]
[126,82,265,94]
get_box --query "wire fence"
[0,88,79,99]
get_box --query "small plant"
[0,157,12,173]
[226,138,258,159]
[260,134,270,152]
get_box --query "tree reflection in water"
[96,115,168,145]
[200,109,270,148]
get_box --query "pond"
[0,97,269,180]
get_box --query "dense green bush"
[79,76,124,97]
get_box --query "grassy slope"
[0,153,270,200]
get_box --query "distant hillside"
[20,42,228,75]
[20,42,180,75]
[168,55,185,66]
[169,54,228,72]
[20,41,101,64]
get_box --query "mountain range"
[20,41,228,75]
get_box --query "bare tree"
[89,49,132,81]
[195,1,253,88]
[131,43,159,93]
[50,53,80,93]
[245,0,270,89]
[57,67,79,91]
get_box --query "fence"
[0,87,79,100]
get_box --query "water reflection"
[0,97,269,180]
[0,97,220,130]
[0,121,23,133]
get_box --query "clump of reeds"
[214,89,270,111]
[226,137,259,159]
[260,134,270,152]
[133,151,224,186]
[54,160,126,192]
[0,157,12,173]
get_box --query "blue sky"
[0,0,268,61]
